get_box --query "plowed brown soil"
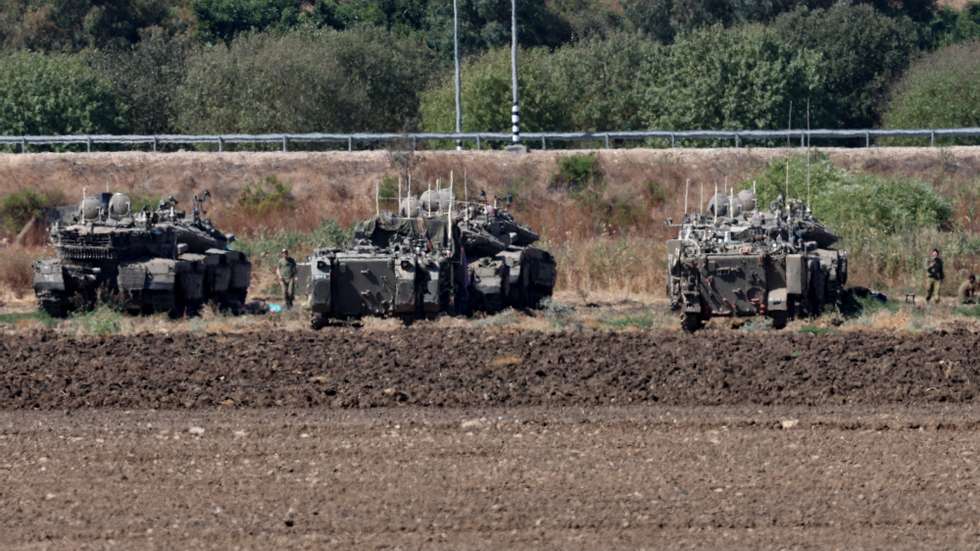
[2,406,980,549]
[2,329,979,549]
[1,328,978,410]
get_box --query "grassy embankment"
[0,148,977,311]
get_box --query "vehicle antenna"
[786,101,792,206]
[806,98,812,211]
[683,178,690,217]
[726,176,733,218]
[713,182,718,223]
[699,181,704,217]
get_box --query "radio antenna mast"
[683,178,690,217]
[699,181,704,216]
[713,182,718,223]
[806,98,812,211]
[786,101,792,206]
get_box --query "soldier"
[925,248,944,304]
[277,248,297,309]
[959,274,977,305]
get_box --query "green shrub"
[748,154,952,239]
[0,51,122,135]
[90,29,193,134]
[0,311,56,328]
[883,40,980,144]
[237,176,295,216]
[602,313,656,330]
[421,34,661,134]
[177,27,437,133]
[550,153,603,194]
[640,25,821,131]
[772,4,917,128]
[746,155,963,290]
[235,219,350,266]
[643,181,668,206]
[0,190,64,235]
[72,306,123,336]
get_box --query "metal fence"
[1,128,979,152]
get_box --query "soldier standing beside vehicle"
[959,274,977,304]
[925,248,944,304]
[278,248,297,309]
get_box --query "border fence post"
[475,136,481,150]
[930,131,935,147]
[604,134,610,149]
[86,137,92,153]
[348,136,353,151]
[865,131,870,148]
[281,136,288,152]
[670,133,676,148]
[541,137,546,150]
[217,137,223,152]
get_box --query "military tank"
[304,188,556,328]
[666,190,847,332]
[33,191,251,317]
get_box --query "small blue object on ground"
[268,303,283,313]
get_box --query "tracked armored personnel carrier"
[33,191,251,317]
[667,190,847,331]
[305,189,555,328]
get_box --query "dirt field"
[3,405,980,549]
[2,328,978,410]
[1,328,979,548]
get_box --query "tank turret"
[32,191,251,317]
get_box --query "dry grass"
[0,147,977,305]
[0,246,40,300]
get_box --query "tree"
[883,40,980,139]
[176,27,437,133]
[0,0,183,51]
[0,51,122,135]
[772,4,917,128]
[423,0,572,54]
[191,0,299,43]
[90,28,193,133]
[420,46,571,133]
[640,25,822,130]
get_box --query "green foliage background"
[883,39,980,143]
[0,0,977,136]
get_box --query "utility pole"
[453,0,462,150]
[510,0,520,146]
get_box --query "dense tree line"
[0,0,977,137]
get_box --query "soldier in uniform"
[959,274,977,305]
[925,248,944,304]
[277,248,297,309]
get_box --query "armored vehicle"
[666,190,847,331]
[305,189,556,328]
[33,191,251,317]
